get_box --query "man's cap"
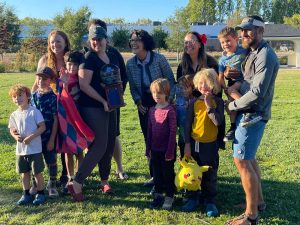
[236,17,265,30]
[88,25,107,40]
[36,66,56,79]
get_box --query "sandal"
[67,183,85,202]
[227,213,259,225]
[99,184,114,194]
[116,172,129,180]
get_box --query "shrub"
[279,56,288,65]
[0,63,5,73]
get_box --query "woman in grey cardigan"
[126,29,175,186]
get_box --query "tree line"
[0,0,300,72]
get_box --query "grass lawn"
[0,69,299,225]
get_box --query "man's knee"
[234,157,252,170]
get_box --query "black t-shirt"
[79,50,120,108]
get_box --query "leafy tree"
[111,18,126,25]
[271,0,300,23]
[261,0,273,22]
[20,17,49,38]
[110,26,130,51]
[186,0,216,24]
[244,0,262,16]
[284,14,300,29]
[0,1,20,53]
[53,6,91,50]
[136,18,152,25]
[152,26,168,50]
[166,8,189,60]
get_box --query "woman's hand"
[103,101,110,112]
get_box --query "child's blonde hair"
[193,69,221,95]
[218,26,238,39]
[9,84,31,100]
[150,78,170,98]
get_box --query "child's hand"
[47,140,55,151]
[204,92,213,108]
[12,128,23,142]
[184,143,191,158]
[137,104,147,115]
[23,135,33,145]
[103,101,110,112]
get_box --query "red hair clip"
[198,34,207,44]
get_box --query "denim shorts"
[233,113,266,160]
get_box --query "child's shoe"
[182,199,199,212]
[241,113,263,127]
[162,196,174,210]
[149,193,164,209]
[61,183,70,194]
[47,180,59,198]
[16,194,33,205]
[32,194,45,205]
[223,128,235,142]
[205,203,219,217]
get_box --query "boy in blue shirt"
[218,27,262,142]
[31,67,59,198]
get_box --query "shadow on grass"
[1,173,299,224]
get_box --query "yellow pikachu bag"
[175,156,209,191]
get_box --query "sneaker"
[162,196,174,210]
[182,199,199,212]
[17,195,33,205]
[143,177,154,187]
[32,194,46,205]
[47,180,59,198]
[223,128,235,142]
[149,193,164,209]
[99,183,114,194]
[61,183,70,194]
[241,113,263,127]
[206,203,219,217]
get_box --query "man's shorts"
[16,153,44,175]
[233,113,267,160]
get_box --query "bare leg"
[66,153,74,178]
[22,172,31,190]
[234,158,258,219]
[251,160,264,205]
[76,153,84,173]
[34,173,45,191]
[113,136,124,174]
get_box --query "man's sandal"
[226,213,259,225]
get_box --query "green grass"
[0,70,299,225]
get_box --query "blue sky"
[7,0,189,22]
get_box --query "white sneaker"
[47,180,59,198]
[162,196,174,210]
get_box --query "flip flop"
[227,213,259,225]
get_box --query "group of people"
[8,15,279,225]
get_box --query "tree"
[136,18,152,25]
[152,26,168,51]
[0,1,20,53]
[111,18,126,25]
[53,6,91,50]
[20,17,49,38]
[261,0,273,22]
[110,26,130,51]
[284,14,300,29]
[166,8,190,61]
[186,0,216,24]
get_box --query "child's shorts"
[16,153,44,175]
[233,113,267,160]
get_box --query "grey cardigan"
[126,51,175,105]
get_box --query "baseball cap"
[36,66,56,79]
[236,17,265,30]
[88,25,107,40]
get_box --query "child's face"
[178,82,193,97]
[66,62,79,74]
[37,76,51,90]
[12,91,29,108]
[197,77,212,95]
[219,35,239,55]
[151,89,167,105]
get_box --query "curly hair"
[47,30,71,78]
[193,69,221,95]
[9,84,31,102]
[182,31,207,74]
[129,29,155,51]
